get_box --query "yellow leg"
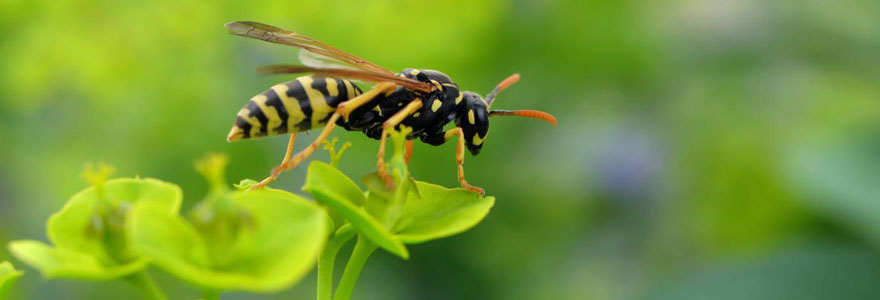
[377,99,423,188]
[253,134,298,188]
[280,134,297,165]
[404,140,413,164]
[337,82,397,121]
[250,114,341,190]
[446,127,484,196]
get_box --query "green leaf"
[8,241,146,280]
[362,175,395,228]
[303,161,367,206]
[48,178,182,253]
[395,181,494,244]
[361,173,418,229]
[303,161,409,259]
[364,169,495,244]
[12,178,181,280]
[364,175,494,244]
[128,189,329,292]
[0,261,24,299]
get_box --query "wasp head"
[455,74,558,156]
[456,91,490,155]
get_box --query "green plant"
[6,129,494,299]
[9,164,180,299]
[305,129,494,300]
[0,261,24,299]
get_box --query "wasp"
[225,21,557,195]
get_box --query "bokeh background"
[2,0,880,299]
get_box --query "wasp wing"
[298,50,376,86]
[256,64,433,93]
[226,21,394,75]
[298,49,363,70]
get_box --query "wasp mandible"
[225,21,557,195]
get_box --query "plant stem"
[333,237,377,300]
[318,226,357,300]
[125,271,169,300]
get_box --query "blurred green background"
[2,0,880,299]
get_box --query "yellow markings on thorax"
[431,80,443,91]
[468,109,476,125]
[373,105,383,117]
[326,77,339,97]
[455,91,463,105]
[431,99,442,112]
[299,76,334,128]
[409,69,420,76]
[271,83,305,132]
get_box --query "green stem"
[333,237,378,300]
[125,271,169,300]
[317,225,357,300]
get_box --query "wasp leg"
[270,133,297,170]
[253,134,298,188]
[263,133,298,182]
[250,113,341,190]
[404,140,413,164]
[250,82,396,191]
[445,127,484,196]
[338,82,397,121]
[377,99,423,188]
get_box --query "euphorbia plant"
[6,128,495,299]
[302,128,495,300]
[8,164,180,299]
[0,261,23,299]
[126,154,329,299]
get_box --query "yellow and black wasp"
[225,21,557,195]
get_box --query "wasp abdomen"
[227,76,362,141]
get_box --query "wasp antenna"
[489,109,557,126]
[486,73,520,107]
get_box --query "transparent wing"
[298,49,360,70]
[226,21,394,75]
[299,50,381,86]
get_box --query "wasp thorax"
[399,68,454,84]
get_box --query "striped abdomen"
[227,76,362,141]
